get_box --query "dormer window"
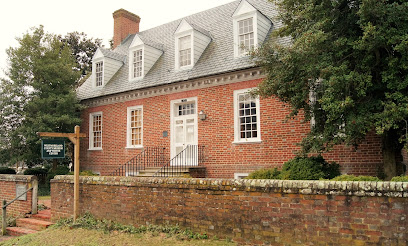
[92,48,125,88]
[128,35,163,81]
[174,19,211,70]
[238,18,254,55]
[233,0,272,58]
[179,35,192,67]
[132,49,143,79]
[95,61,104,87]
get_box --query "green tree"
[253,0,408,179]
[59,32,102,85]
[0,26,83,167]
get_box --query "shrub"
[24,167,48,175]
[67,170,99,176]
[331,175,381,181]
[0,167,16,174]
[247,168,281,179]
[390,176,408,182]
[281,156,340,180]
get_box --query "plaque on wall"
[16,184,27,201]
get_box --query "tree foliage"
[0,26,85,166]
[59,32,102,85]
[253,0,408,179]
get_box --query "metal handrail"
[109,147,166,176]
[2,187,33,236]
[153,145,204,177]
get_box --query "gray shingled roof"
[77,0,288,100]
[99,48,126,62]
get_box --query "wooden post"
[2,200,6,236]
[73,126,80,222]
[32,179,38,215]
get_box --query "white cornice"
[82,67,264,107]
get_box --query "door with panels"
[171,98,198,166]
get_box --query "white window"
[179,35,192,68]
[89,112,102,150]
[238,18,254,55]
[132,49,143,79]
[234,173,249,179]
[233,89,261,143]
[127,106,143,148]
[178,103,195,116]
[95,61,103,87]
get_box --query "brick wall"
[80,78,383,177]
[0,175,37,217]
[51,176,408,245]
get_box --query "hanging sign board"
[41,139,65,159]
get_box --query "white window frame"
[234,173,249,179]
[233,88,261,144]
[237,18,255,56]
[233,13,258,58]
[89,112,103,150]
[129,47,144,81]
[93,59,104,87]
[126,105,143,149]
[175,32,194,70]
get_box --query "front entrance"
[171,97,198,166]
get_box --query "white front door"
[171,98,198,166]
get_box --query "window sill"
[232,140,262,145]
[88,148,103,151]
[125,146,144,150]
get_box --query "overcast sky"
[0,0,235,79]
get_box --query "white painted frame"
[128,46,144,81]
[170,97,198,159]
[234,173,249,179]
[175,33,194,71]
[89,111,103,150]
[126,105,143,149]
[92,58,105,88]
[233,88,261,144]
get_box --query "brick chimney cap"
[113,9,141,22]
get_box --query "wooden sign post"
[38,125,86,222]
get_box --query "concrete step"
[6,227,38,236]
[32,210,51,222]
[16,218,53,231]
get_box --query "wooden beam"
[37,132,86,138]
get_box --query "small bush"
[24,167,48,175]
[55,213,208,239]
[0,167,16,174]
[331,175,381,181]
[247,168,281,179]
[281,156,340,180]
[390,176,408,182]
[67,170,99,176]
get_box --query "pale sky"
[0,0,235,79]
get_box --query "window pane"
[95,62,103,87]
[129,108,142,146]
[237,92,259,140]
[238,18,254,55]
[92,114,102,148]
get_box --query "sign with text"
[41,139,65,159]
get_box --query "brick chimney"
[113,9,141,49]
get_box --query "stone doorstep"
[16,218,53,231]
[6,227,38,237]
[5,209,54,237]
[32,210,51,221]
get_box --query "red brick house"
[77,0,383,178]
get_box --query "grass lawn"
[0,227,235,246]
[38,196,51,200]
